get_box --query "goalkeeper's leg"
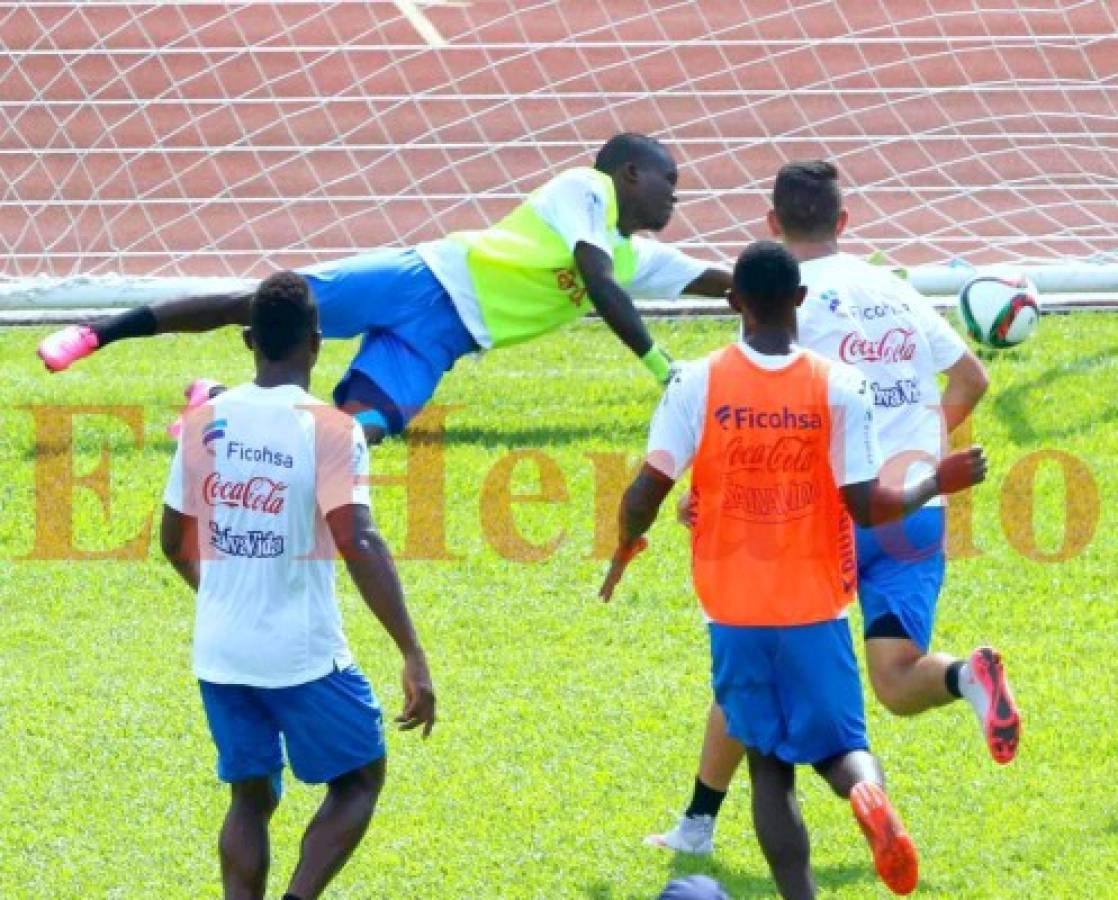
[38,244,430,372]
[37,289,253,372]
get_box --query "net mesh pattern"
[2,0,1116,277]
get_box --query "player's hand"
[676,488,696,529]
[663,360,684,387]
[935,445,988,494]
[598,537,648,603]
[396,650,436,738]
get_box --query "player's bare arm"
[841,445,988,528]
[326,503,436,738]
[159,505,200,591]
[940,349,989,434]
[574,242,658,357]
[599,463,675,601]
[676,484,696,528]
[683,267,733,298]
[619,463,676,542]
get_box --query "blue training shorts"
[710,618,868,766]
[856,506,946,653]
[298,248,479,435]
[199,665,386,786]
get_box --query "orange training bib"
[691,345,856,626]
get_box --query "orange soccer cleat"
[851,781,919,896]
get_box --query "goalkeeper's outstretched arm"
[574,241,675,385]
[683,267,733,299]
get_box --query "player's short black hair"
[594,132,671,174]
[250,270,316,361]
[773,160,843,240]
[733,241,801,324]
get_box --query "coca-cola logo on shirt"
[839,327,917,364]
[202,473,287,515]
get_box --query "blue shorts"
[709,619,868,766]
[856,507,946,652]
[299,248,478,435]
[199,665,386,786]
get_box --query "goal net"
[3,0,1117,312]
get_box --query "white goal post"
[3,263,1117,326]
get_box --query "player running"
[648,161,1021,857]
[160,272,436,900]
[600,242,989,898]
[37,133,731,443]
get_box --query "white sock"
[957,661,989,720]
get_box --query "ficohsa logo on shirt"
[203,473,287,514]
[201,418,227,456]
[226,440,294,469]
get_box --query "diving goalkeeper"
[38,133,731,443]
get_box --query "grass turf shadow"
[580,858,879,898]
[990,344,1118,444]
[16,420,645,461]
[673,854,878,898]
[400,422,648,449]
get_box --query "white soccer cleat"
[644,814,715,855]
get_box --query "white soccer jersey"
[646,342,882,488]
[163,383,370,688]
[797,253,968,498]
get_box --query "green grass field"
[1,314,1116,898]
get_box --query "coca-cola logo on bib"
[726,435,817,474]
[839,327,916,364]
[202,473,287,515]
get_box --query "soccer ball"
[957,273,1041,348]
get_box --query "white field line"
[393,0,448,47]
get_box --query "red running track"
[2,0,1117,277]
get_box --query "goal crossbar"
[3,264,1117,325]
